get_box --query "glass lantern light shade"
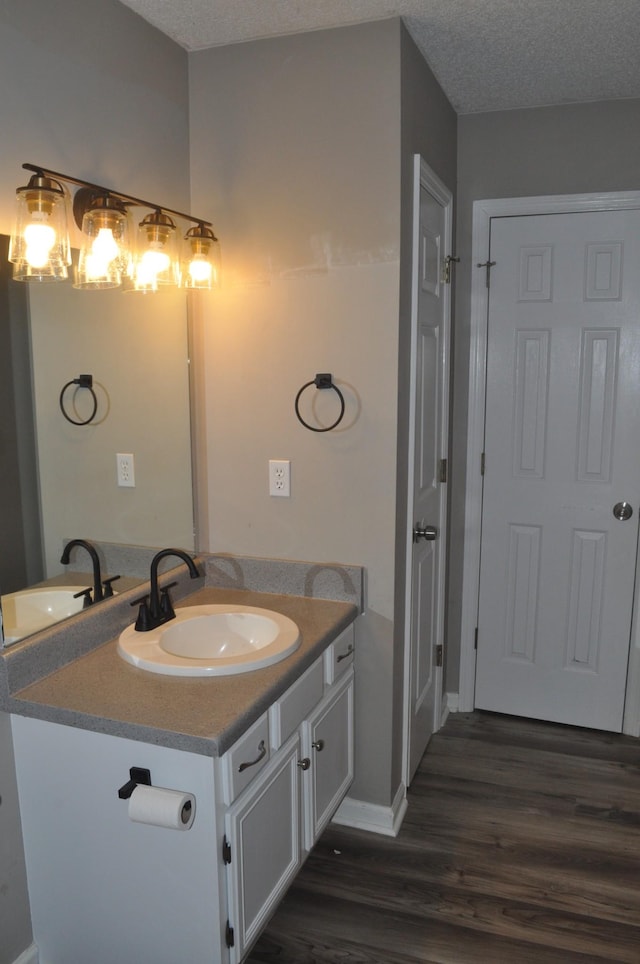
[75,195,130,289]
[9,173,71,282]
[130,210,180,291]
[183,224,221,290]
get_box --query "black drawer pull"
[238,739,267,772]
[336,643,354,663]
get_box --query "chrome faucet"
[60,539,104,604]
[132,548,200,632]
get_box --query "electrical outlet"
[269,459,291,497]
[117,453,135,488]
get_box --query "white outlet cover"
[117,453,135,488]
[269,459,290,497]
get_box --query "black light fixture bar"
[22,162,213,229]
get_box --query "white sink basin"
[2,586,91,640]
[117,604,301,676]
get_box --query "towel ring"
[295,373,345,433]
[59,374,98,426]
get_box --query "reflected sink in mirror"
[1,586,93,642]
[117,604,301,676]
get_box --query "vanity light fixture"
[131,209,180,291]
[9,171,71,282]
[74,191,129,289]
[9,163,220,290]
[183,223,221,290]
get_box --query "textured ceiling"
[117,0,640,114]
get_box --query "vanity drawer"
[324,625,355,685]
[223,713,270,804]
[270,657,323,749]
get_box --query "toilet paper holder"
[118,766,152,800]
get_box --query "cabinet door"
[303,668,354,850]
[225,733,302,962]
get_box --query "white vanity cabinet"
[10,716,228,964]
[222,625,355,962]
[10,624,355,964]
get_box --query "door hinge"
[474,627,478,650]
[225,921,235,948]
[222,835,232,865]
[477,260,496,288]
[480,452,485,476]
[438,458,448,483]
[435,644,443,667]
[441,254,460,284]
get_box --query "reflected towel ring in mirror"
[59,373,98,425]
[294,373,345,432]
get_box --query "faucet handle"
[131,594,152,632]
[160,581,178,621]
[73,587,93,608]
[102,575,121,597]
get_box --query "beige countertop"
[6,586,357,757]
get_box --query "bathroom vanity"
[3,558,360,963]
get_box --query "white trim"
[402,155,453,785]
[624,529,640,735]
[332,782,408,837]
[460,191,640,734]
[12,944,39,964]
[444,691,459,714]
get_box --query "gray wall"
[189,20,402,809]
[189,18,456,808]
[0,1,190,959]
[447,99,640,689]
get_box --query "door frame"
[402,154,452,786]
[460,191,640,736]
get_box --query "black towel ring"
[59,374,98,426]
[295,373,345,433]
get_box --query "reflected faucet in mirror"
[60,539,120,605]
[132,548,200,632]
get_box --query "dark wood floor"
[247,711,640,963]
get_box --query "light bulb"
[141,248,170,275]
[189,257,212,284]
[83,253,107,282]
[24,221,56,268]
[92,227,120,265]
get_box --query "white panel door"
[476,210,640,731]
[407,159,451,781]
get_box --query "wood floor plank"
[246,712,640,963]
[293,830,640,930]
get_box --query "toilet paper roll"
[128,784,196,831]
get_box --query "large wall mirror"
[0,237,195,646]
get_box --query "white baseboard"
[12,944,38,964]
[445,691,460,713]
[439,702,450,729]
[331,781,408,837]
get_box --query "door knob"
[613,502,633,521]
[413,524,437,542]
